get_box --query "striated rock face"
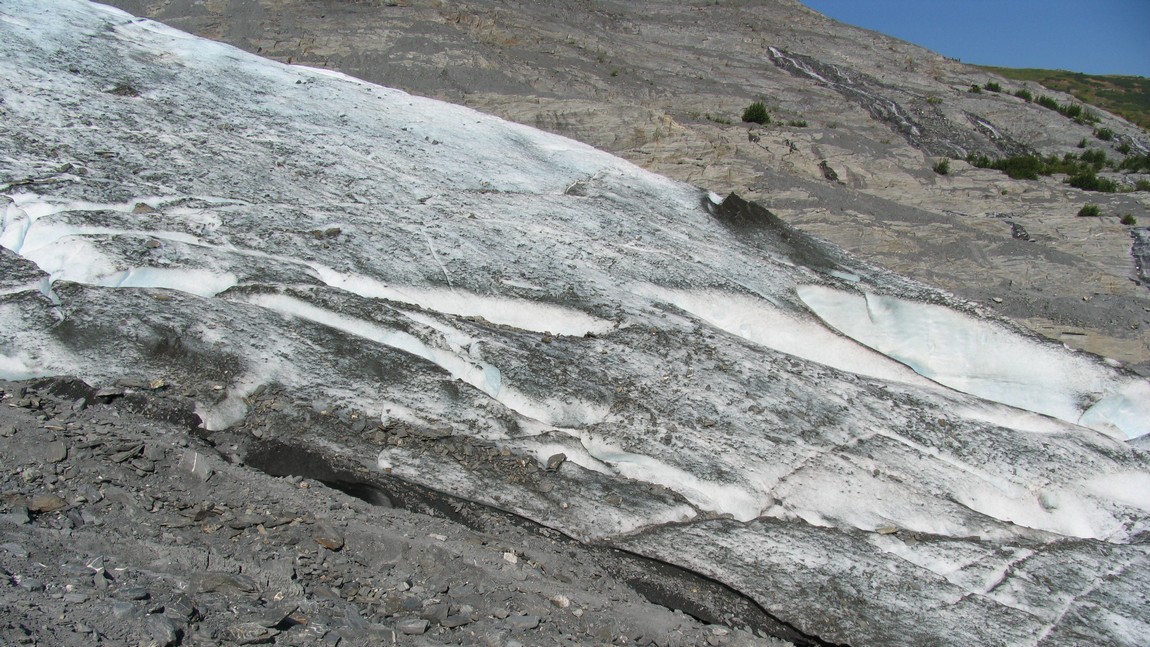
[100,0,1150,372]
[3,2,1150,646]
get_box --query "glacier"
[2,1,1150,645]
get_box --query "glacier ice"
[2,1,1149,645]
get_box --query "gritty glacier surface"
[2,1,1150,645]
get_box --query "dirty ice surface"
[2,2,1150,645]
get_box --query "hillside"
[979,65,1150,131]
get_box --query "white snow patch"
[1,193,241,297]
[580,434,765,521]
[243,292,503,397]
[16,236,121,286]
[1078,379,1150,442]
[952,481,1115,540]
[0,200,32,252]
[377,445,697,539]
[95,267,237,297]
[641,286,933,385]
[0,351,39,381]
[797,285,1150,440]
[498,390,609,429]
[1083,472,1150,512]
[14,233,236,297]
[240,292,606,428]
[954,404,1076,435]
[312,264,614,336]
[521,441,615,476]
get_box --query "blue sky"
[802,0,1150,77]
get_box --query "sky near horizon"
[802,0,1150,77]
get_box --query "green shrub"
[705,113,732,125]
[969,84,982,93]
[1079,149,1109,168]
[984,81,1002,92]
[1121,214,1138,225]
[926,96,943,105]
[1077,204,1102,217]
[1117,142,1132,155]
[1036,95,1060,110]
[933,158,951,175]
[1067,171,1117,192]
[966,153,1040,179]
[1095,127,1114,141]
[787,119,808,127]
[998,155,1043,180]
[1077,138,1087,148]
[967,153,991,169]
[741,101,770,125]
[1014,88,1033,102]
[1119,154,1150,173]
[1135,179,1150,192]
[966,150,1123,183]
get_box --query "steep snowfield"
[2,2,1150,645]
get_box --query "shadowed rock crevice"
[34,375,203,431]
[239,438,838,646]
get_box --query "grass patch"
[932,158,951,175]
[979,65,1150,130]
[1036,94,1060,111]
[1121,214,1138,225]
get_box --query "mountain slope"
[3,2,1150,646]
